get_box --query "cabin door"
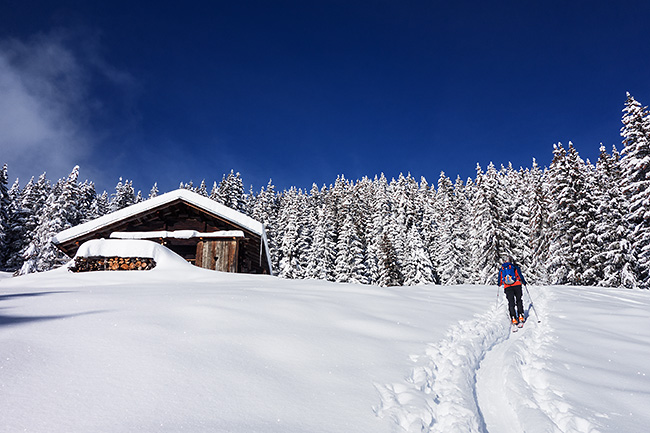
[195,240,239,272]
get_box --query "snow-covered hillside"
[1,260,648,432]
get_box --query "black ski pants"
[504,284,524,319]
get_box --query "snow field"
[375,285,649,433]
[478,288,599,433]
[375,296,510,432]
[0,268,495,433]
[1,259,649,433]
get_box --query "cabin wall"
[196,239,239,272]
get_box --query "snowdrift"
[1,266,648,432]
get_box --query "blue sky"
[1,1,649,195]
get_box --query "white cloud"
[0,30,133,185]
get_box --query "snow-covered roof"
[110,230,245,240]
[52,189,264,245]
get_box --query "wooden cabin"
[52,189,273,274]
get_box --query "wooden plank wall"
[196,240,239,272]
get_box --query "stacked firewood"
[69,256,157,272]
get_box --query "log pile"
[69,256,157,273]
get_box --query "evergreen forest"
[1,93,649,289]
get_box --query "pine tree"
[417,176,439,283]
[592,145,638,288]
[294,189,312,279]
[110,178,136,212]
[94,191,110,217]
[377,231,403,286]
[210,178,223,203]
[527,159,551,284]
[148,183,159,199]
[277,187,301,279]
[433,172,456,284]
[402,224,434,285]
[16,174,51,275]
[576,157,600,286]
[306,200,337,281]
[197,180,208,197]
[4,178,26,271]
[20,167,84,273]
[470,163,507,284]
[546,143,598,285]
[334,180,368,284]
[452,176,471,283]
[249,179,280,272]
[620,92,650,286]
[0,165,11,269]
[19,174,50,247]
[546,143,571,284]
[433,173,470,285]
[218,170,248,214]
[502,164,531,266]
[367,174,395,286]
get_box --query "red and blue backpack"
[501,262,518,285]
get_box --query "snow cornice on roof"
[110,230,246,240]
[52,189,265,245]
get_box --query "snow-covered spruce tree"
[369,174,403,286]
[546,143,598,285]
[419,176,438,281]
[334,180,369,284]
[249,179,280,272]
[4,178,27,271]
[620,92,650,287]
[110,178,136,212]
[416,176,439,283]
[576,157,600,286]
[78,181,99,222]
[305,191,337,281]
[276,187,303,279]
[303,183,334,282]
[546,144,570,283]
[402,223,435,286]
[352,177,374,280]
[470,163,509,284]
[19,167,84,274]
[501,164,531,269]
[197,179,208,197]
[390,173,419,233]
[15,174,51,273]
[592,145,638,288]
[388,173,419,270]
[218,170,248,215]
[433,172,460,285]
[452,176,472,283]
[294,188,313,279]
[378,231,403,286]
[94,191,110,218]
[363,176,383,285]
[209,180,222,203]
[0,164,11,269]
[526,159,552,284]
[148,182,159,199]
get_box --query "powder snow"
[0,245,648,432]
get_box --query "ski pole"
[523,285,541,323]
[495,285,500,308]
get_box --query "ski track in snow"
[375,287,600,433]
